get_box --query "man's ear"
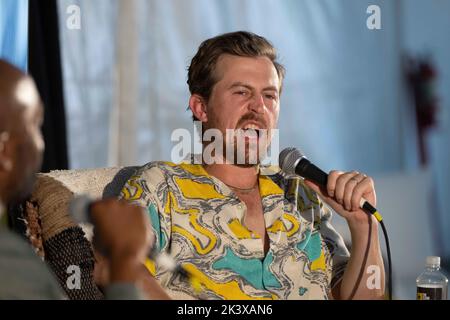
[189,94,208,122]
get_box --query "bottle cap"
[426,256,440,267]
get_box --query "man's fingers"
[343,178,357,211]
[334,171,358,208]
[350,176,374,211]
[342,173,366,211]
[327,170,343,197]
[307,170,376,220]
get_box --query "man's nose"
[249,94,265,114]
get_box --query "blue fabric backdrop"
[0,0,28,70]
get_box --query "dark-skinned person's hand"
[89,199,153,284]
[89,199,172,299]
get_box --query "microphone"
[279,147,382,222]
[69,194,96,225]
[279,148,393,300]
[69,195,190,279]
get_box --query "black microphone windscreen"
[69,194,93,224]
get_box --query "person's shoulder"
[0,229,64,299]
[0,228,35,255]
[132,161,177,180]
[139,160,177,171]
[127,161,207,191]
[135,161,207,179]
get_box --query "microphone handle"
[297,159,380,218]
[295,158,328,186]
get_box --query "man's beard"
[201,111,270,166]
[224,130,270,166]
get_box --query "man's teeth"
[239,126,262,137]
[243,124,260,130]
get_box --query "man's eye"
[235,91,248,96]
[265,94,276,100]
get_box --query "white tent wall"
[59,0,408,173]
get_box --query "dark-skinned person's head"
[187,31,285,166]
[0,60,44,207]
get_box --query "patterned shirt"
[120,161,350,300]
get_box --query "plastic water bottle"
[416,256,448,300]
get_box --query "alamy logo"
[66,265,81,290]
[66,5,81,30]
[366,265,382,290]
[366,5,381,30]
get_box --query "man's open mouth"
[237,123,266,138]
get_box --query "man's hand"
[89,199,154,283]
[305,171,385,299]
[304,170,377,227]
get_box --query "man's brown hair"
[187,31,285,120]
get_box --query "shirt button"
[237,204,243,210]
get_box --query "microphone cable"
[361,208,392,300]
[346,209,392,300]
[379,218,392,300]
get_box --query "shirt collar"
[186,153,283,177]
[259,164,281,176]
